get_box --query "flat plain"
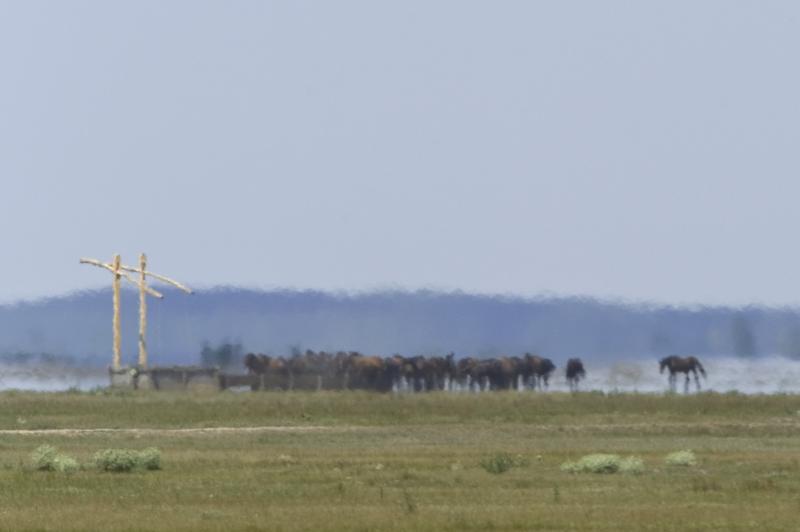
[1,390,799,531]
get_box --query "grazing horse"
[660,355,706,393]
[565,358,586,392]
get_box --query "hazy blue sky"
[2,2,799,306]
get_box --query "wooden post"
[138,253,148,369]
[81,254,189,372]
[112,254,122,370]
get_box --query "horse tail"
[696,359,707,379]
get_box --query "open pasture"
[0,391,799,530]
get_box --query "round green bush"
[93,449,139,472]
[479,452,527,474]
[619,456,645,475]
[93,448,163,472]
[137,448,162,471]
[31,445,80,473]
[561,454,645,474]
[665,450,697,467]
[31,445,59,471]
[53,455,79,474]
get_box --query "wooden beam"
[119,264,192,294]
[80,259,163,298]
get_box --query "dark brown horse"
[659,355,706,393]
[565,358,586,392]
[456,357,495,391]
[243,353,265,375]
[525,354,556,390]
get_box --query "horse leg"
[684,374,690,394]
[694,369,702,391]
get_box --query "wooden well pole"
[138,253,148,368]
[112,254,122,370]
[81,255,164,371]
[81,254,189,371]
[120,255,191,369]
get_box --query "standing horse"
[565,358,586,392]
[659,355,706,393]
[525,354,556,390]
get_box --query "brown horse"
[243,353,291,389]
[565,358,586,392]
[342,352,389,391]
[659,355,706,393]
[525,354,556,390]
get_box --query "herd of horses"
[242,350,708,393]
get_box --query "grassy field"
[1,390,799,531]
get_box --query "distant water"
[554,356,800,395]
[0,356,799,394]
[0,365,107,391]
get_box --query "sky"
[1,1,799,307]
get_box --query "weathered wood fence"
[110,366,349,391]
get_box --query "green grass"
[2,389,800,429]
[0,391,799,530]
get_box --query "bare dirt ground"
[2,418,799,437]
[0,425,342,436]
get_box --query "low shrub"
[31,445,59,471]
[31,445,78,473]
[93,449,139,472]
[480,452,527,474]
[94,448,163,472]
[561,454,645,475]
[562,454,621,474]
[137,448,162,471]
[53,455,80,473]
[665,450,697,467]
[619,456,645,475]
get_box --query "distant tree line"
[0,352,78,366]
[199,341,243,369]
